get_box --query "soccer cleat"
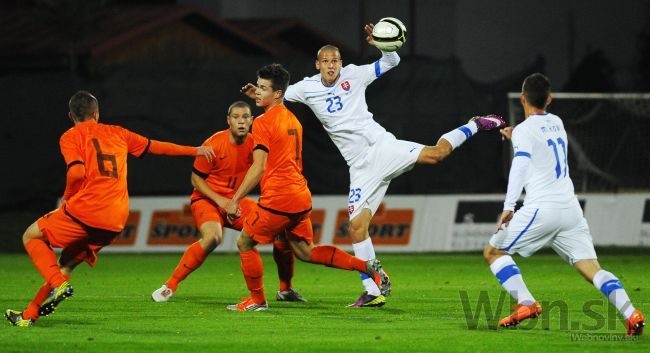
[499,301,543,328]
[626,309,645,336]
[276,288,307,302]
[347,291,386,308]
[470,114,506,131]
[151,285,174,303]
[5,310,33,327]
[365,259,392,297]
[39,281,73,317]
[226,297,269,312]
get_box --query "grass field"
[0,252,647,352]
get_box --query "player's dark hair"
[522,73,551,109]
[69,90,99,121]
[256,63,290,95]
[317,45,340,60]
[227,101,251,116]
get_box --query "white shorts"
[348,133,424,220]
[488,204,597,265]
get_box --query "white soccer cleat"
[151,285,173,302]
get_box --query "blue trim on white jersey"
[359,272,370,280]
[514,151,532,158]
[457,126,473,139]
[374,60,382,77]
[500,208,539,252]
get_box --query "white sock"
[352,237,381,296]
[438,121,479,150]
[489,255,535,305]
[592,270,636,319]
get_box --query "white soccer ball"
[371,17,407,52]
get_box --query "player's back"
[252,104,311,214]
[191,130,254,201]
[61,120,149,232]
[513,113,578,208]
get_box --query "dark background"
[1,0,649,218]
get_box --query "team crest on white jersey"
[341,81,351,91]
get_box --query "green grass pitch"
[0,253,647,352]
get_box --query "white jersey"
[511,113,578,208]
[284,51,400,165]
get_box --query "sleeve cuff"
[66,160,84,170]
[254,144,269,153]
[192,167,209,179]
[137,139,152,159]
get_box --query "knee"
[483,245,501,264]
[22,222,41,246]
[348,217,369,240]
[200,233,220,252]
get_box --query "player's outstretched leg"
[348,209,386,307]
[152,222,221,302]
[575,259,645,336]
[291,239,391,299]
[273,237,306,302]
[484,245,541,328]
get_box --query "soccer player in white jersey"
[483,73,645,335]
[242,24,505,307]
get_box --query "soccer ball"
[371,17,407,52]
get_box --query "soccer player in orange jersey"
[151,101,305,303]
[5,91,215,327]
[224,64,390,311]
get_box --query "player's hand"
[500,127,514,141]
[495,210,514,233]
[364,23,375,46]
[240,83,257,100]
[196,146,216,163]
[224,199,241,220]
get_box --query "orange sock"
[273,240,294,292]
[240,249,266,304]
[310,245,367,272]
[23,274,71,321]
[165,241,207,292]
[25,239,65,287]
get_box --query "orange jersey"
[191,130,255,201]
[60,120,150,232]
[252,104,311,213]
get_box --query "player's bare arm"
[495,210,514,233]
[225,149,268,218]
[190,172,231,209]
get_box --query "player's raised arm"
[364,23,400,76]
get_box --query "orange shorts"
[243,204,313,245]
[190,196,256,231]
[37,207,118,267]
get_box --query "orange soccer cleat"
[226,297,268,312]
[498,301,543,328]
[626,309,645,336]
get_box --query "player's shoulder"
[292,74,322,88]
[204,130,229,144]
